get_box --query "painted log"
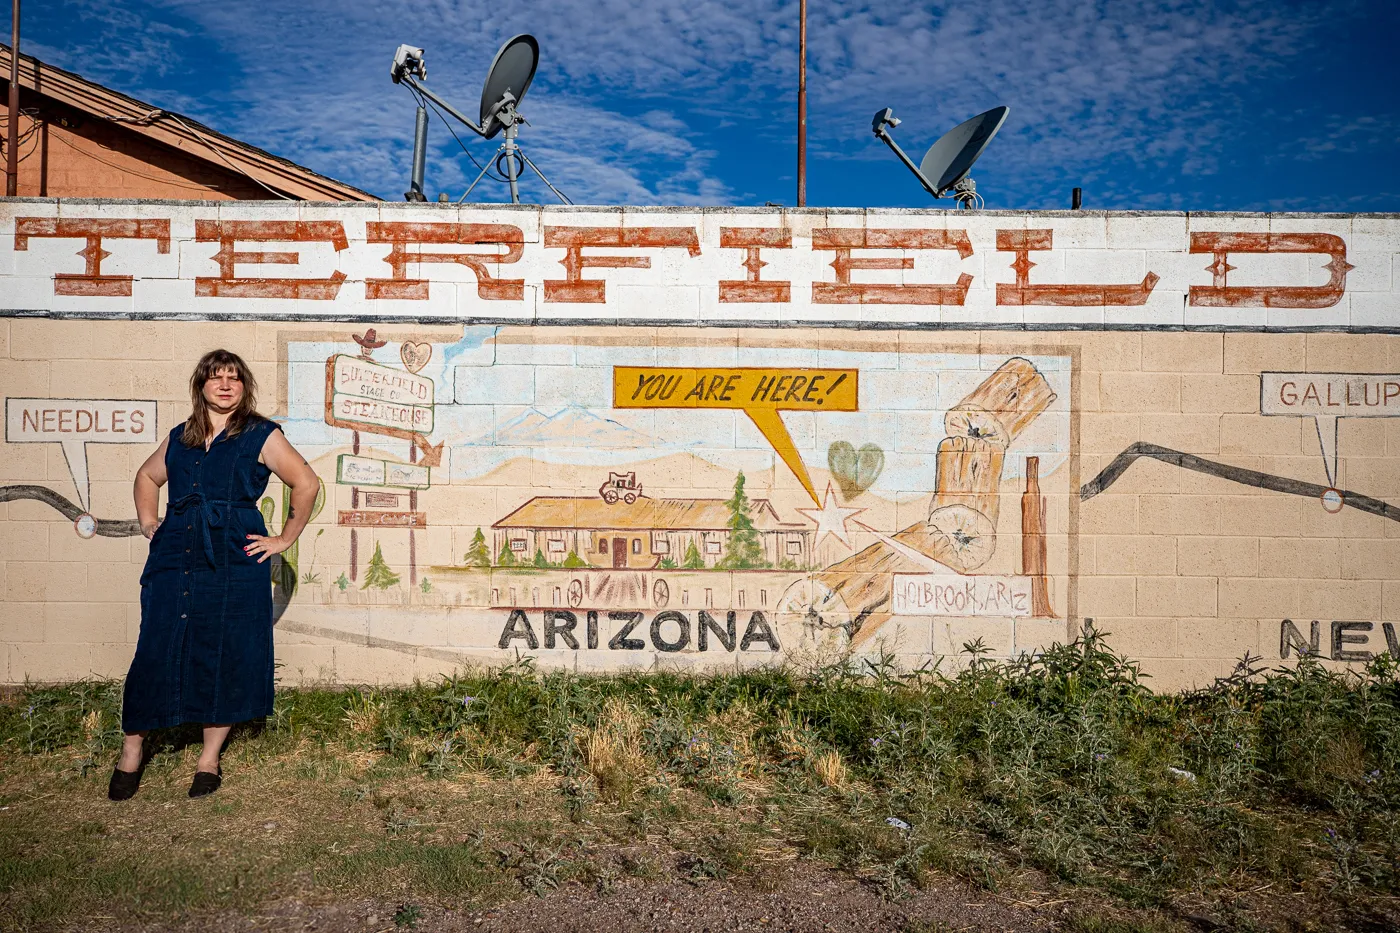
[944,357,1056,448]
[926,435,1004,572]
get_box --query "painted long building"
[493,486,813,571]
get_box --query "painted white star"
[797,483,866,548]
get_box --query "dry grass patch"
[812,749,848,789]
[580,697,649,802]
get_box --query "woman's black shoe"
[108,743,150,801]
[188,767,222,798]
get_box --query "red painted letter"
[996,229,1159,306]
[1189,232,1351,308]
[195,220,349,299]
[14,218,171,297]
[811,228,973,305]
[718,227,791,302]
[543,226,701,303]
[364,222,524,300]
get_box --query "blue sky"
[16,0,1400,210]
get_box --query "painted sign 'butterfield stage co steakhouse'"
[1,200,1398,690]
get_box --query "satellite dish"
[479,34,539,140]
[920,106,1009,196]
[872,105,1010,208]
[389,34,569,205]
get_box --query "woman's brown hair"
[181,349,263,448]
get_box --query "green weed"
[4,630,1400,929]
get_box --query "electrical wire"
[0,123,40,154]
[45,128,239,192]
[161,111,295,200]
[0,109,43,156]
[16,103,297,199]
[401,82,571,204]
[409,84,509,185]
[5,104,331,199]
[0,111,44,165]
[65,105,295,198]
[0,107,41,128]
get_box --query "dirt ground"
[76,863,1069,933]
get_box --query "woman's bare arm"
[244,428,321,563]
[133,437,170,539]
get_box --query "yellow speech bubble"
[613,367,859,504]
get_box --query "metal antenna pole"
[403,75,485,135]
[872,114,940,200]
[517,148,572,205]
[502,120,520,204]
[6,0,19,196]
[406,103,428,201]
[458,154,496,202]
[797,0,807,207]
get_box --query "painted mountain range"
[473,405,658,448]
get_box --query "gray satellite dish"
[479,34,539,139]
[872,105,1010,208]
[921,107,1008,195]
[389,34,568,205]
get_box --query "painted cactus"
[260,481,327,614]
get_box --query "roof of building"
[494,496,808,532]
[1,44,378,201]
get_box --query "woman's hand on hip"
[244,533,292,563]
[141,520,161,540]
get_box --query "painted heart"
[400,341,432,373]
[827,441,885,499]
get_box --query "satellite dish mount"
[872,105,1009,209]
[391,35,569,205]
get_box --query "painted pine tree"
[497,542,517,567]
[463,527,491,568]
[361,543,400,590]
[683,541,705,569]
[719,471,766,569]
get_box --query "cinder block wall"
[2,88,271,200]
[2,201,1396,692]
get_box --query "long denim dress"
[122,418,280,731]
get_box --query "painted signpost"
[4,398,159,537]
[325,340,437,584]
[336,454,431,489]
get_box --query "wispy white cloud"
[22,4,193,89]
[799,0,1327,204]
[25,0,1384,207]
[1277,113,1400,162]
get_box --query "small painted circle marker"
[74,513,97,539]
[1320,488,1344,514]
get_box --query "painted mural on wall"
[0,324,1077,667]
[8,332,1396,670]
[2,201,1398,681]
[1078,368,1400,665]
[276,327,1076,667]
[4,398,157,538]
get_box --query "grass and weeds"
[4,630,1400,931]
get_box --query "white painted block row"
[1,200,1397,330]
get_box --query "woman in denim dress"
[110,349,320,799]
